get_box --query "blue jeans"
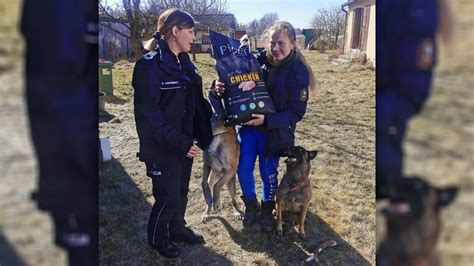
[237,126,279,202]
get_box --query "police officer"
[21,0,98,265]
[215,21,317,232]
[376,0,451,198]
[132,8,212,258]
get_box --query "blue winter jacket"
[256,50,310,156]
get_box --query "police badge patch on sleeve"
[417,38,435,70]
[300,88,308,101]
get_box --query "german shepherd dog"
[377,176,458,266]
[201,113,242,222]
[276,146,318,240]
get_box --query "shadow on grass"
[0,231,25,266]
[215,210,370,265]
[99,111,115,123]
[99,158,232,265]
[104,95,127,105]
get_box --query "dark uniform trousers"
[51,213,98,266]
[21,0,99,264]
[146,157,193,247]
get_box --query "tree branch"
[99,3,131,30]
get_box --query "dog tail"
[305,240,337,264]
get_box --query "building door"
[351,8,362,49]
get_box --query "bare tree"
[144,0,231,39]
[258,12,279,37]
[99,0,229,59]
[238,13,278,48]
[148,0,227,15]
[309,6,345,50]
[99,0,145,58]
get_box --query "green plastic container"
[99,61,114,95]
[302,29,315,49]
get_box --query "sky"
[103,0,345,29]
[226,0,343,29]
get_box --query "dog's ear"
[437,186,458,208]
[308,150,318,160]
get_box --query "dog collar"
[212,129,234,137]
[288,179,306,192]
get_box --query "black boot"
[169,226,205,245]
[148,203,180,258]
[241,195,259,227]
[260,200,275,232]
[150,235,180,258]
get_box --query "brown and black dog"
[377,176,458,266]
[276,146,318,240]
[201,114,241,222]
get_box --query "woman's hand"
[214,80,225,96]
[242,114,265,126]
[186,144,202,158]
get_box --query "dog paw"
[299,233,307,241]
[233,211,243,220]
[201,214,209,223]
[277,228,283,236]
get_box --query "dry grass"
[99,50,375,264]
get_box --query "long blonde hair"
[264,21,317,92]
[143,8,195,51]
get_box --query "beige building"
[342,0,376,66]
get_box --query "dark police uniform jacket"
[21,0,98,216]
[256,50,310,156]
[132,41,213,164]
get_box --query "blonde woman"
[215,21,317,232]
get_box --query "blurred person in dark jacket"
[132,8,213,259]
[21,0,98,265]
[376,0,453,199]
